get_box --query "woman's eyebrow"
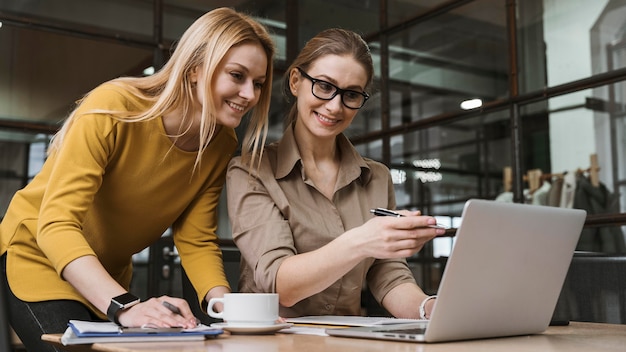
[314,74,364,91]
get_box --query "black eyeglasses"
[297,67,369,109]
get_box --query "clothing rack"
[503,153,600,193]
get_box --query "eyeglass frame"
[296,67,370,109]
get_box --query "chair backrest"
[556,252,626,324]
[1,258,12,352]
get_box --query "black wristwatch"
[107,292,140,325]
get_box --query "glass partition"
[384,0,508,128]
[0,25,152,125]
[518,0,626,93]
[0,0,153,37]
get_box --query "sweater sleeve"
[172,131,236,310]
[173,184,230,309]
[37,85,123,275]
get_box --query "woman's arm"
[227,157,442,308]
[381,282,436,319]
[276,214,441,306]
[62,255,197,328]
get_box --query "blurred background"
[2,0,626,330]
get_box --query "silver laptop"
[326,199,586,343]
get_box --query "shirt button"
[325,304,333,310]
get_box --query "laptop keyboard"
[374,326,427,339]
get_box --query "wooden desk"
[43,322,626,352]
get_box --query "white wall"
[544,0,609,173]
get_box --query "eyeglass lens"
[298,68,368,109]
[311,81,366,109]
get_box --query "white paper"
[284,315,426,327]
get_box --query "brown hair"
[283,28,373,128]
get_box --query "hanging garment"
[547,176,563,207]
[573,175,626,254]
[532,181,551,206]
[559,171,577,208]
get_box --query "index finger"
[160,296,198,324]
[390,215,439,229]
[394,209,421,217]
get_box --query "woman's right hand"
[117,296,198,329]
[350,210,445,259]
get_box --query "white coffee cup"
[207,293,279,326]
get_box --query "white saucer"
[210,322,292,334]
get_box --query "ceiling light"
[460,98,482,110]
[142,66,155,76]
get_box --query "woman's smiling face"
[290,54,368,140]
[199,42,268,129]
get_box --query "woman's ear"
[289,68,300,96]
[189,66,199,84]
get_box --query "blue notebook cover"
[62,320,223,345]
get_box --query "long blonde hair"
[49,7,275,170]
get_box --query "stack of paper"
[285,315,426,327]
[61,320,223,345]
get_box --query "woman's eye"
[317,81,334,93]
[254,81,265,90]
[344,91,361,101]
[230,72,243,80]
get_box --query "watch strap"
[107,299,123,325]
[107,293,140,325]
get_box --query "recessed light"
[142,66,155,76]
[460,98,482,110]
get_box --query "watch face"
[113,292,140,307]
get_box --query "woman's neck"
[162,109,220,152]
[293,121,338,164]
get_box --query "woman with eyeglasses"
[226,28,445,319]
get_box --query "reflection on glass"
[384,110,511,216]
[0,0,153,36]
[0,26,152,125]
[384,0,508,127]
[386,0,449,27]
[518,0,626,92]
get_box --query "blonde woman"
[0,7,274,351]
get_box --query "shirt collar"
[275,124,372,186]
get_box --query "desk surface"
[43,322,626,352]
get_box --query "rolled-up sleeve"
[226,157,295,293]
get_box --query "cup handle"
[207,298,224,319]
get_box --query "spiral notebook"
[326,199,586,343]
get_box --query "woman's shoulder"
[361,156,388,168]
[80,81,147,112]
[361,156,391,173]
[228,143,278,176]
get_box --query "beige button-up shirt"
[226,126,416,317]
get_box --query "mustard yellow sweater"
[0,82,234,318]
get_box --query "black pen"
[370,208,447,229]
[163,301,181,315]
[163,301,201,326]
[370,208,404,217]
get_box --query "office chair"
[558,252,626,324]
[1,265,12,352]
